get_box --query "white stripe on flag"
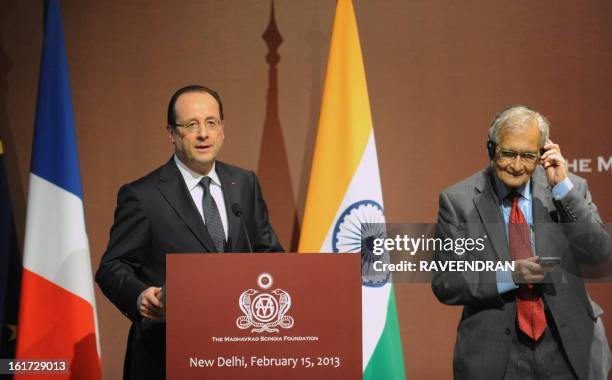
[23,173,96,306]
[320,132,383,250]
[362,282,392,369]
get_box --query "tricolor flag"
[16,0,101,378]
[298,0,406,378]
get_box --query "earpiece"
[486,138,496,160]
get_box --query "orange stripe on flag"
[16,269,100,380]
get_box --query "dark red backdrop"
[1,1,610,378]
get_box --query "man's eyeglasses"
[497,148,540,164]
[173,118,222,132]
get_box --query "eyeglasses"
[173,118,222,132]
[497,148,539,164]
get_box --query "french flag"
[16,0,101,378]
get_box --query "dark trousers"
[123,322,165,380]
[504,311,577,380]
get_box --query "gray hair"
[488,105,550,147]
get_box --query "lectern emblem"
[236,273,294,333]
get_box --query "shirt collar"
[492,170,531,202]
[173,155,221,191]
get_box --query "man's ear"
[167,125,175,144]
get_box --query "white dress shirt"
[173,155,228,240]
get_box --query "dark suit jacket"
[96,158,283,380]
[431,166,610,380]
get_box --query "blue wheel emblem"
[332,200,390,286]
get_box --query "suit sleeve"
[250,172,284,253]
[95,184,151,321]
[553,176,611,266]
[431,191,503,307]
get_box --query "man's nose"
[195,126,209,139]
[509,156,523,171]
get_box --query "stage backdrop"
[1,1,610,378]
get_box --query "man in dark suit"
[96,85,283,380]
[432,105,610,379]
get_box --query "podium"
[166,253,362,379]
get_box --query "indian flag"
[298,0,406,378]
[16,1,101,378]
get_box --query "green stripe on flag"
[364,286,406,379]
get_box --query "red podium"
[166,253,362,379]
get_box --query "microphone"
[232,203,253,253]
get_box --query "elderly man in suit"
[432,105,611,379]
[96,85,283,380]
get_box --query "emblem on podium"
[236,273,294,333]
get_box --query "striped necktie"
[200,177,225,252]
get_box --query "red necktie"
[508,192,546,341]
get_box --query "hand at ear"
[540,140,568,187]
